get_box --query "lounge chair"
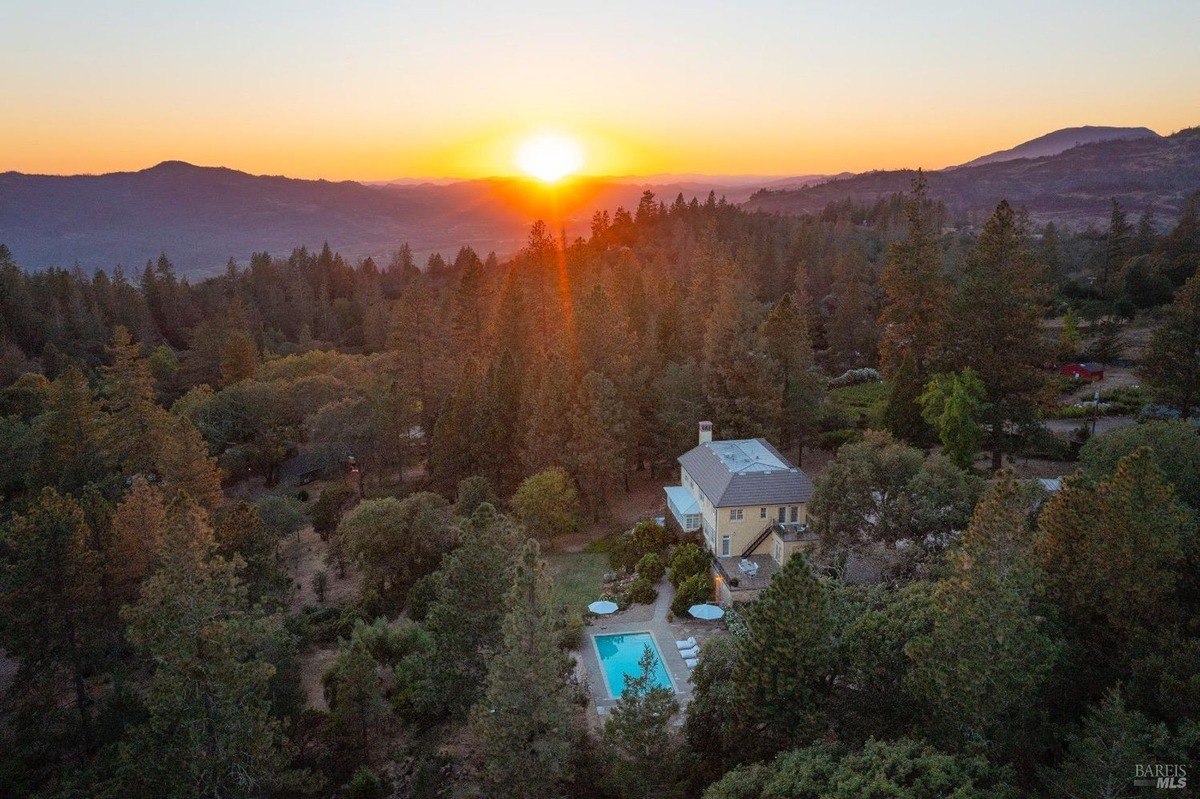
[675,637,697,650]
[685,658,699,668]
[679,645,700,659]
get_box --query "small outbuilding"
[1060,362,1105,382]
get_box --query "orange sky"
[4,2,1198,180]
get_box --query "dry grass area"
[279,523,364,710]
[282,524,361,613]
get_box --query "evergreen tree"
[106,475,167,604]
[33,365,106,491]
[102,325,173,476]
[602,647,685,799]
[324,633,394,766]
[758,293,824,464]
[116,501,288,797]
[423,503,520,718]
[906,473,1059,758]
[1104,197,1132,291]
[879,173,948,379]
[474,540,574,799]
[1043,690,1176,799]
[918,368,987,469]
[735,554,836,755]
[219,327,258,386]
[0,488,102,744]
[1036,450,1191,673]
[1140,271,1200,418]
[945,201,1048,470]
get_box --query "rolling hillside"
[0,162,753,276]
[744,127,1200,227]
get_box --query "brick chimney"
[698,420,713,446]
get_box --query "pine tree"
[117,499,288,797]
[826,252,879,372]
[1104,197,1132,291]
[918,369,987,469]
[424,503,520,717]
[569,371,627,518]
[759,293,824,464]
[474,539,574,799]
[703,264,780,438]
[34,365,106,491]
[158,417,225,511]
[1036,449,1191,671]
[602,647,684,799]
[102,325,173,476]
[219,327,258,386]
[735,554,835,754]
[945,201,1048,470]
[106,475,167,604]
[0,488,102,744]
[1140,271,1200,418]
[906,473,1059,758]
[325,634,394,766]
[879,173,948,379]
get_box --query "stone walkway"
[573,579,727,725]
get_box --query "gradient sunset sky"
[4,1,1198,180]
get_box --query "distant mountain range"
[3,125,1197,275]
[954,125,1159,168]
[0,163,758,275]
[744,127,1200,226]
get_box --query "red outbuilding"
[1059,362,1105,381]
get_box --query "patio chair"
[679,646,700,659]
[675,637,697,650]
[685,658,699,668]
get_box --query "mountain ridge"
[744,127,1200,227]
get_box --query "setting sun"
[514,133,584,183]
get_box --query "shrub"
[346,766,384,799]
[512,467,580,540]
[669,542,711,588]
[670,572,714,616]
[609,519,673,572]
[630,519,673,557]
[311,485,355,540]
[636,552,665,582]
[254,494,307,539]
[817,428,863,451]
[626,577,658,605]
[828,367,881,388]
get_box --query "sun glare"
[514,133,584,183]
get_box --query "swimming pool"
[592,632,674,697]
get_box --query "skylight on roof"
[707,440,790,474]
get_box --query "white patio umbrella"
[689,603,725,620]
[588,600,619,615]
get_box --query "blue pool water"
[593,632,674,697]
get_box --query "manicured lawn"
[546,552,610,616]
[828,380,891,420]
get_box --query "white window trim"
[720,535,732,556]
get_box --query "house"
[1060,362,1105,381]
[665,422,816,602]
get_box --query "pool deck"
[573,578,727,723]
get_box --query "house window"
[759,507,767,519]
[720,535,731,556]
[730,508,743,521]
[790,506,799,523]
[777,507,786,523]
[773,539,782,562]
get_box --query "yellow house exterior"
[665,423,817,602]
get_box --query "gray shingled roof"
[678,438,813,507]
